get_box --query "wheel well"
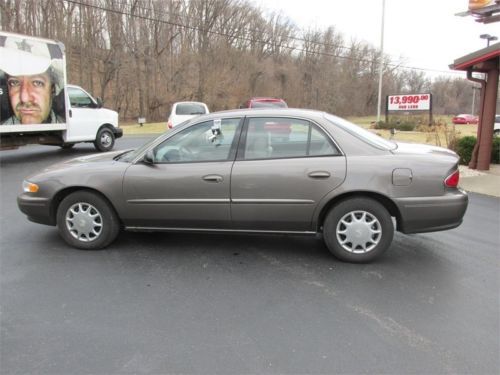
[50,187,122,227]
[97,124,115,135]
[317,192,402,231]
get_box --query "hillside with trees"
[0,0,479,121]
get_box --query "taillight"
[167,120,173,129]
[444,169,460,188]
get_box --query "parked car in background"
[17,108,468,263]
[494,115,500,136]
[452,114,479,124]
[240,97,288,109]
[167,101,209,129]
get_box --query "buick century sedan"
[18,109,468,262]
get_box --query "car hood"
[34,150,128,175]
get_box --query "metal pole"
[376,0,386,124]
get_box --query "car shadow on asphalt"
[32,228,455,307]
[39,229,448,273]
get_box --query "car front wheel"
[323,198,394,263]
[56,191,120,250]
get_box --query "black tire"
[323,198,394,263]
[94,127,115,152]
[60,143,75,149]
[56,191,120,250]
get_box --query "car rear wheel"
[323,198,394,263]
[56,191,120,250]
[94,128,115,152]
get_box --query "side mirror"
[143,150,155,164]
[95,97,103,108]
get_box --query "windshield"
[176,103,207,115]
[323,113,396,150]
[117,134,165,162]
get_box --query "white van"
[0,31,121,151]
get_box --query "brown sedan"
[18,109,468,262]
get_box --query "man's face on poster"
[7,72,52,124]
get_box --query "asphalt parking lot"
[1,137,499,374]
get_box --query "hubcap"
[100,132,112,147]
[336,210,382,253]
[65,202,103,242]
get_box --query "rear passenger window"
[309,127,338,156]
[243,117,339,160]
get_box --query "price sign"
[387,94,431,111]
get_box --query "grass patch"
[121,122,166,135]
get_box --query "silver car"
[18,109,468,263]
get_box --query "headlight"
[22,180,39,193]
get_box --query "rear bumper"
[394,189,468,234]
[17,194,55,226]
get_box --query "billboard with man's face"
[0,33,66,125]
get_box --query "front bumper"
[17,194,55,226]
[113,127,123,139]
[394,189,468,234]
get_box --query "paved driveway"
[1,138,499,374]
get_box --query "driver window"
[68,87,94,108]
[153,118,241,163]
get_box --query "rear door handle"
[202,174,223,183]
[308,171,331,179]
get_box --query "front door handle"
[308,171,331,179]
[202,174,223,183]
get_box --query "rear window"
[176,103,207,115]
[324,113,396,151]
[251,101,288,109]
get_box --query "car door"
[65,86,101,141]
[231,117,346,231]
[122,118,242,229]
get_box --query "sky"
[252,0,499,79]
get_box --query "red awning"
[450,42,500,71]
